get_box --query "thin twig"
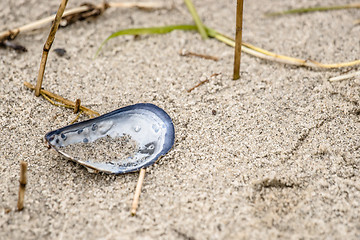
[266,3,360,17]
[233,0,244,80]
[187,73,220,92]
[70,111,82,124]
[60,3,109,27]
[108,1,166,9]
[24,81,100,118]
[187,79,209,92]
[131,168,146,216]
[329,70,360,82]
[179,49,219,61]
[17,161,28,211]
[35,0,69,96]
[0,2,167,42]
[41,92,73,109]
[74,99,81,113]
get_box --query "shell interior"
[45,103,175,174]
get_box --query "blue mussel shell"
[45,103,175,174]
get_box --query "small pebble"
[54,48,66,57]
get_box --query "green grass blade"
[184,0,208,40]
[95,25,198,57]
[95,24,231,57]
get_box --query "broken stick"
[74,99,81,113]
[0,2,167,43]
[24,81,99,118]
[17,161,28,211]
[131,168,146,216]
[179,49,219,61]
[35,0,69,96]
[233,0,244,80]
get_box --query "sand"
[60,135,137,164]
[1,0,359,239]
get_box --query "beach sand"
[1,0,359,239]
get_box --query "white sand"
[1,0,359,239]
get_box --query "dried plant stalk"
[74,99,81,113]
[35,0,69,96]
[70,112,82,124]
[210,29,360,69]
[0,2,166,42]
[233,0,244,80]
[267,3,360,17]
[131,168,146,216]
[329,70,360,82]
[187,79,209,92]
[179,49,219,61]
[17,161,28,211]
[24,81,100,118]
[187,73,220,92]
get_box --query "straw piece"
[207,28,360,69]
[17,161,28,211]
[187,73,220,92]
[179,49,219,61]
[131,168,146,216]
[74,99,81,113]
[24,81,100,118]
[266,3,360,17]
[233,0,244,80]
[70,112,82,124]
[187,79,209,93]
[0,2,166,42]
[35,0,69,96]
[329,70,360,82]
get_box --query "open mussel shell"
[45,103,175,174]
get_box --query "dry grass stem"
[267,3,360,16]
[108,1,166,9]
[179,49,219,61]
[211,31,360,69]
[24,81,100,118]
[187,73,220,92]
[70,112,82,124]
[329,70,360,82]
[243,41,360,68]
[17,161,28,211]
[233,0,244,80]
[131,168,146,216]
[0,2,166,43]
[74,99,81,113]
[35,0,69,96]
[40,92,73,109]
[187,79,209,93]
